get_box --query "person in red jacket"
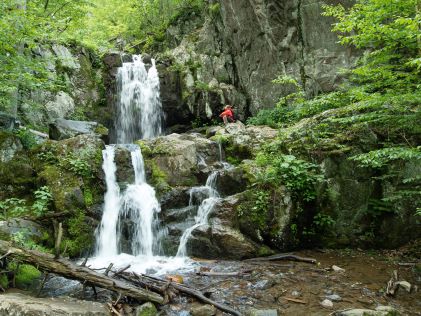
[219,105,235,124]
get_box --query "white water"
[95,146,120,257]
[176,172,220,257]
[90,55,231,275]
[90,56,192,275]
[115,55,163,143]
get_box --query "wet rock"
[215,166,248,196]
[0,293,109,315]
[320,299,333,308]
[245,308,278,316]
[190,304,216,316]
[103,51,124,69]
[135,302,157,316]
[49,119,108,141]
[139,133,219,187]
[187,221,260,259]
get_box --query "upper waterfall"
[115,55,163,143]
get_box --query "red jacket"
[219,108,234,118]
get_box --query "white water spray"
[115,56,163,143]
[176,172,220,257]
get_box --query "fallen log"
[244,253,317,264]
[0,240,164,304]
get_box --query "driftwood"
[244,253,317,264]
[0,240,164,304]
[386,270,399,296]
[282,297,307,304]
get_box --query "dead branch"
[244,253,317,264]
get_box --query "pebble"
[332,265,346,272]
[291,290,301,297]
[253,279,273,290]
[320,299,333,308]
[325,294,342,301]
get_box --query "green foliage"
[255,150,323,201]
[323,0,420,93]
[0,0,87,110]
[0,186,53,219]
[61,156,92,178]
[0,198,28,220]
[31,186,53,217]
[72,0,205,52]
[237,190,270,231]
[14,128,38,149]
[350,147,421,169]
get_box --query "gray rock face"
[0,112,18,131]
[0,293,109,316]
[19,45,104,130]
[0,133,23,163]
[157,0,357,126]
[49,119,108,141]
[0,218,44,241]
[45,91,75,121]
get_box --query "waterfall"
[115,56,163,143]
[176,171,220,257]
[94,55,164,262]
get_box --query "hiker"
[219,105,235,124]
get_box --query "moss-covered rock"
[31,134,105,257]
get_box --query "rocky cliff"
[154,0,356,129]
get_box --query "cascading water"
[176,172,220,257]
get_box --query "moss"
[94,124,108,136]
[64,209,94,258]
[257,245,275,257]
[148,160,172,195]
[7,263,41,289]
[0,274,7,289]
[136,140,153,158]
[83,187,93,206]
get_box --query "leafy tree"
[0,0,89,112]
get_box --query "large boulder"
[0,293,109,316]
[138,133,219,189]
[49,119,108,141]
